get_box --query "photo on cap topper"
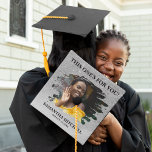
[50,74,107,125]
[31,50,125,145]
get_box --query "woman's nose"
[78,89,82,93]
[104,61,114,71]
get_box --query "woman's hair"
[96,30,131,62]
[48,30,96,72]
[71,77,87,87]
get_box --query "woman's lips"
[74,92,80,97]
[103,73,113,80]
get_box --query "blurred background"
[0,0,152,151]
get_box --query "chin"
[73,95,80,98]
[73,97,82,105]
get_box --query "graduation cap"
[32,5,109,76]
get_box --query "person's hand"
[59,87,71,104]
[88,125,108,145]
[55,87,71,107]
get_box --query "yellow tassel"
[75,105,78,152]
[43,52,50,77]
[41,29,50,77]
[41,28,78,151]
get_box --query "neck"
[63,97,75,108]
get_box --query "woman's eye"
[98,55,107,61]
[77,85,81,89]
[115,61,124,66]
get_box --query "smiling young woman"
[88,30,151,152]
[96,39,128,83]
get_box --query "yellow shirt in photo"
[54,98,85,122]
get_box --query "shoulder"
[118,80,135,94]
[78,103,85,111]
[117,80,136,99]
[17,68,50,95]
[19,68,48,84]
[16,68,51,103]
[118,80,142,109]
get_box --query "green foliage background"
[142,99,152,150]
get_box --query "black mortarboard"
[32,5,109,76]
[33,5,109,37]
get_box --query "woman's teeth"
[103,74,110,79]
[103,74,113,80]
[75,93,79,96]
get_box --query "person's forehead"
[98,39,127,52]
[74,81,86,86]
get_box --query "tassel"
[41,28,50,77]
[75,105,78,152]
[43,51,50,77]
[41,28,78,151]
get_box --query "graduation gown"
[10,68,151,152]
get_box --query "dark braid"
[96,30,131,63]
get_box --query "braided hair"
[96,30,131,63]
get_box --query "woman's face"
[96,39,128,83]
[70,81,87,98]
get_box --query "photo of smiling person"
[54,78,88,122]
